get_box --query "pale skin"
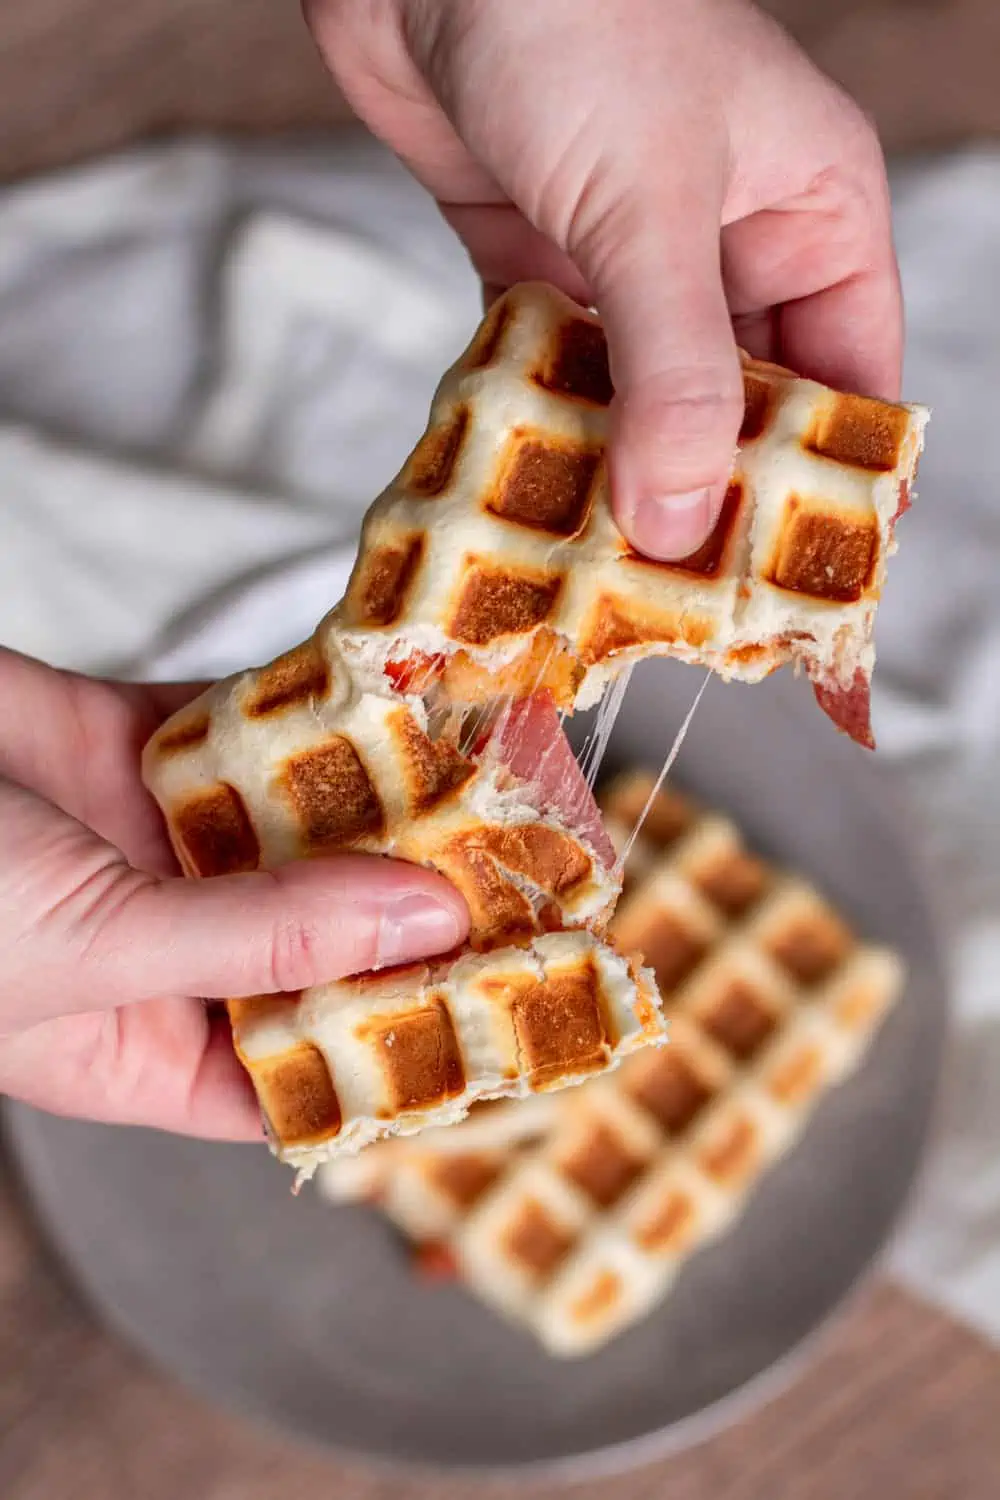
[0,0,903,1138]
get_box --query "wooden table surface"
[1,0,999,183]
[1,1148,998,1500]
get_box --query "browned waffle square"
[334,283,928,747]
[231,931,663,1173]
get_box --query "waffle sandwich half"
[144,644,665,1174]
[335,283,928,748]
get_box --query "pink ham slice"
[484,693,617,868]
[809,476,912,750]
[812,669,875,751]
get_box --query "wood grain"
[1,0,998,183]
[1,1152,999,1500]
[0,0,351,183]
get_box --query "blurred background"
[2,0,999,177]
[1,2,1000,1498]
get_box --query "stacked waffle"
[143,281,924,1172]
[319,771,903,1355]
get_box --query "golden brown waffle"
[318,769,903,1353]
[334,283,928,748]
[144,279,923,1172]
[143,644,618,947]
[143,638,668,1174]
[228,931,662,1172]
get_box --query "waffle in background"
[318,768,904,1354]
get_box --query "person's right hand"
[306,0,903,560]
[0,648,468,1139]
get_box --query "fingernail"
[375,893,466,968]
[627,490,714,561]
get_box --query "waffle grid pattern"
[144,636,617,941]
[230,930,662,1172]
[319,772,903,1354]
[335,283,928,744]
[143,637,666,1175]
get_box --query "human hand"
[0,649,467,1138]
[306,0,902,560]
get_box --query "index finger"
[778,258,904,401]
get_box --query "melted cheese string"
[431,625,710,878]
[612,669,712,877]
[578,663,635,792]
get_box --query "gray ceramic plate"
[3,662,947,1478]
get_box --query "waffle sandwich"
[334,283,929,748]
[144,279,923,1172]
[318,770,903,1354]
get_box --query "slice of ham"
[413,1242,460,1281]
[893,478,912,525]
[812,670,875,751]
[811,475,911,750]
[484,692,617,868]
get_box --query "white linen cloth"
[0,133,479,678]
[0,133,998,1342]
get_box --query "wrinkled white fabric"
[0,136,998,1340]
[0,134,478,677]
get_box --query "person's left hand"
[0,655,256,1138]
[0,649,469,1138]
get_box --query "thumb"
[5,776,468,1020]
[579,173,745,561]
[101,857,470,1005]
